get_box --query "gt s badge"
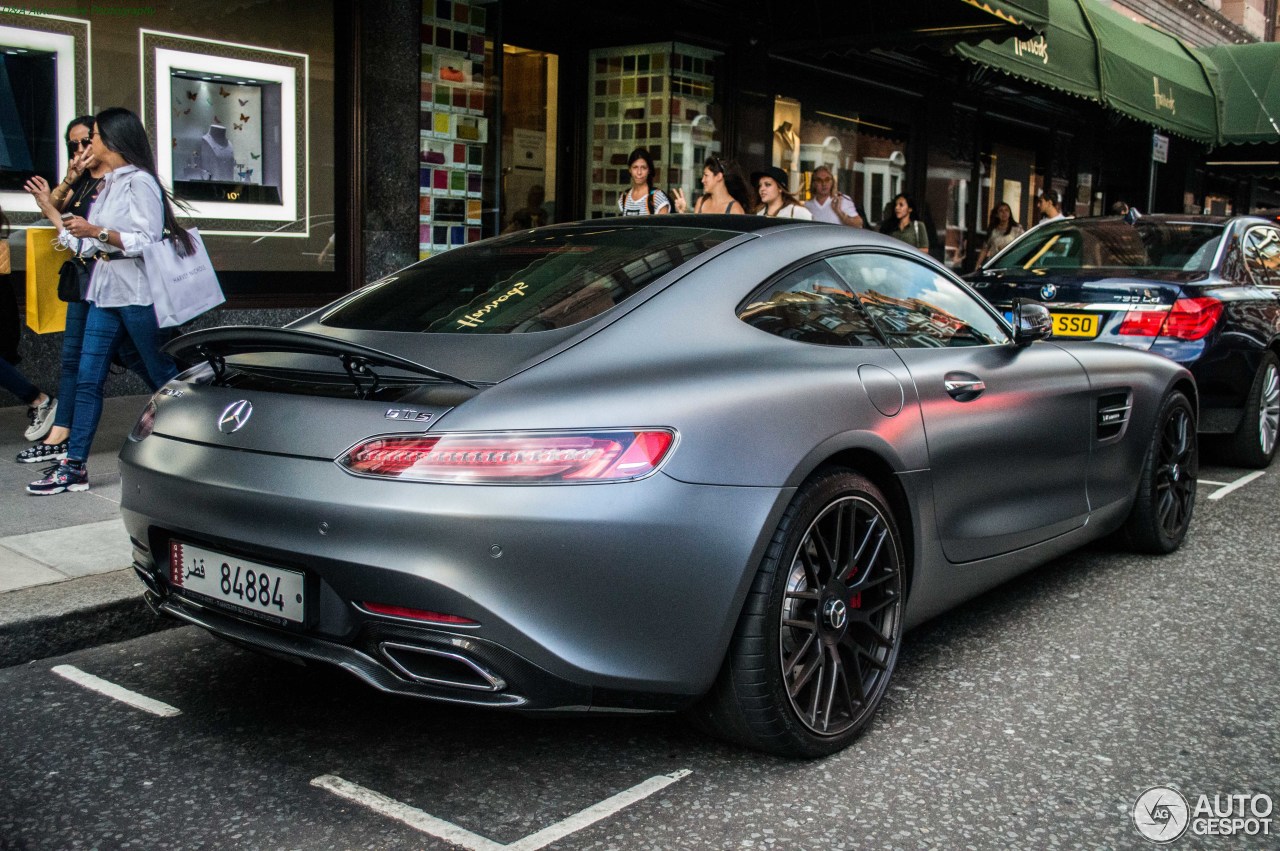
[1040,283,1058,300]
[385,409,433,422]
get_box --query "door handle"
[944,375,986,401]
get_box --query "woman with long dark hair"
[885,193,929,253]
[27,107,192,495]
[19,115,152,464]
[671,156,752,214]
[974,202,1023,268]
[617,148,670,215]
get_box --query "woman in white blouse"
[28,107,195,495]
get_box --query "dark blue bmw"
[969,214,1280,468]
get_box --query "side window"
[827,252,1010,348]
[738,260,885,347]
[1242,227,1280,286]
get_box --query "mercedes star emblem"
[218,400,254,434]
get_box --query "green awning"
[953,0,1219,144]
[959,0,1051,31]
[1197,43,1280,144]
[953,0,1100,102]
[1080,2,1219,144]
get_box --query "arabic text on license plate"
[169,541,305,623]
[1051,313,1100,338]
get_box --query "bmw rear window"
[321,226,735,333]
[990,220,1223,272]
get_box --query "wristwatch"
[97,228,110,243]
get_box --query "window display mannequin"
[199,123,235,181]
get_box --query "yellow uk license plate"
[1051,313,1100,338]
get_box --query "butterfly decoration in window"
[219,86,231,98]
[239,113,250,123]
[237,166,254,182]
[234,123,243,130]
[238,98,249,106]
[186,91,198,100]
[249,152,260,160]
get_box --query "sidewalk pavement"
[0,394,176,668]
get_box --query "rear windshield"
[989,220,1224,272]
[322,225,735,333]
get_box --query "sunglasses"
[68,138,92,149]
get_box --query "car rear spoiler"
[165,326,478,396]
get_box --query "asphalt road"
[2,456,1277,850]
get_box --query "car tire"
[1122,390,1197,554]
[692,468,905,758]
[1228,352,1279,470]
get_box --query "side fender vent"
[1097,391,1132,441]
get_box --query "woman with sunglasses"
[26,107,192,495]
[671,156,752,215]
[18,116,149,465]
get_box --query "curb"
[0,570,180,669]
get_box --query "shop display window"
[585,42,722,219]
[789,100,907,232]
[142,30,307,236]
[0,12,89,223]
[419,0,493,259]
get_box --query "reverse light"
[1118,297,1223,341]
[337,429,677,483]
[360,602,477,625]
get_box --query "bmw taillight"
[1118,297,1222,341]
[336,429,676,483]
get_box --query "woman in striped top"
[617,148,670,216]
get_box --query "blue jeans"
[54,300,154,431]
[68,305,178,464]
[1,355,40,406]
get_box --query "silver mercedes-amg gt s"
[120,216,1197,757]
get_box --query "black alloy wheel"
[1123,391,1197,554]
[1229,352,1279,469]
[694,469,905,758]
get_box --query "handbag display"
[24,227,67,334]
[57,256,93,303]
[142,227,225,328]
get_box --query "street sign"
[1152,132,1169,164]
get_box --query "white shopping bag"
[143,227,225,328]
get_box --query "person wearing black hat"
[752,166,812,219]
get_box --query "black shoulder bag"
[57,255,95,303]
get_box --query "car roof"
[529,213,810,236]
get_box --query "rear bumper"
[120,434,789,710]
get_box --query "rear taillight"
[336,429,676,483]
[128,399,158,441]
[1117,297,1222,341]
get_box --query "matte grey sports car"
[120,217,1197,757]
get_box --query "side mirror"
[1013,301,1053,346]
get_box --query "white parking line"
[1208,471,1266,501]
[311,768,692,851]
[51,665,181,717]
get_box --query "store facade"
[6,1,1274,398]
